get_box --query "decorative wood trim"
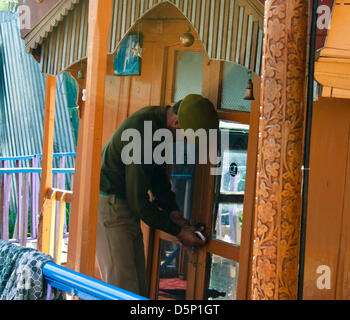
[24,0,79,52]
[246,0,265,18]
[34,0,265,75]
[250,0,308,300]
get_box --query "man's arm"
[150,165,191,228]
[150,165,179,212]
[125,163,181,236]
[125,164,206,247]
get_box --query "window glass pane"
[219,123,249,194]
[213,203,243,245]
[220,149,247,195]
[212,121,249,245]
[221,62,251,112]
[173,51,204,102]
[156,239,189,300]
[207,254,239,300]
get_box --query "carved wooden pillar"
[251,0,309,300]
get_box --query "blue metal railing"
[0,153,76,244]
[43,262,148,300]
[1,156,190,300]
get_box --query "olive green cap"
[177,94,219,133]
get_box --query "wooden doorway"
[148,40,261,300]
[100,2,261,300]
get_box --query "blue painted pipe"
[42,262,149,300]
[0,155,36,161]
[170,174,193,179]
[0,168,75,174]
[0,153,77,161]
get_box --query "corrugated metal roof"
[0,11,77,212]
[23,0,79,53]
[38,0,264,76]
[0,11,76,160]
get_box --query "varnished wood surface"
[250,0,309,300]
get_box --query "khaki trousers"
[96,194,147,297]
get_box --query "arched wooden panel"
[34,0,264,75]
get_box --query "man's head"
[167,101,182,136]
[167,94,219,140]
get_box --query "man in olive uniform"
[96,94,219,297]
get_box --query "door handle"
[194,222,207,232]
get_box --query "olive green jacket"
[100,106,181,236]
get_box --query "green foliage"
[8,210,16,238]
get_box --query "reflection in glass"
[207,254,239,300]
[213,203,243,245]
[157,239,189,300]
[220,149,247,195]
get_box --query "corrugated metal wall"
[0,11,76,160]
[0,0,18,12]
[39,0,264,76]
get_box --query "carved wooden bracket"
[250,0,308,300]
[67,60,87,119]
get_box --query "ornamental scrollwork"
[251,0,308,300]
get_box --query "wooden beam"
[67,0,113,277]
[250,0,309,300]
[206,240,241,262]
[315,59,350,91]
[37,75,56,254]
[217,109,251,125]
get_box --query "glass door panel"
[156,239,190,300]
[205,120,250,301]
[207,254,239,300]
[154,159,195,300]
[214,203,243,246]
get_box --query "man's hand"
[176,225,207,248]
[170,210,191,228]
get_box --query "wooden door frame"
[149,41,206,300]
[188,67,260,300]
[148,44,261,299]
[188,61,261,300]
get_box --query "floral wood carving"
[251,0,308,300]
